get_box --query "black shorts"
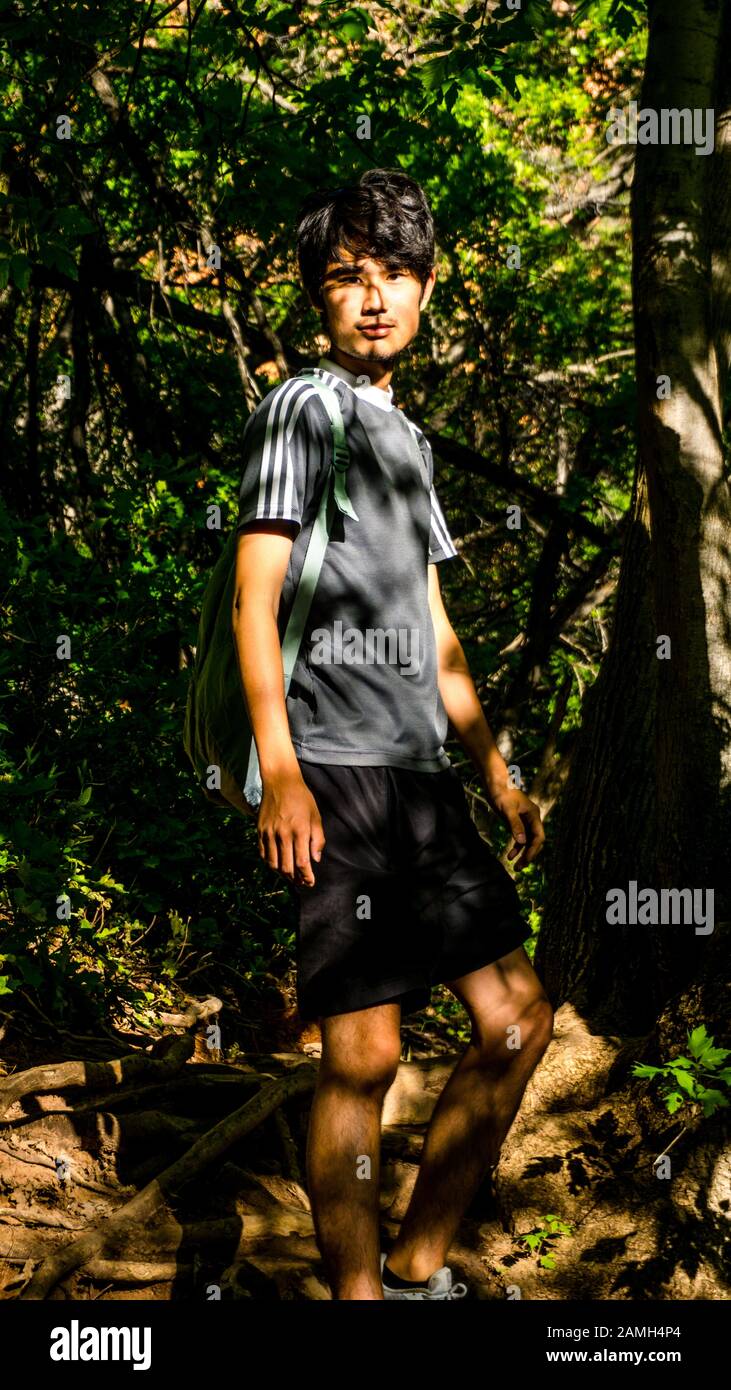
[293,761,532,1021]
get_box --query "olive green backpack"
[182,370,357,817]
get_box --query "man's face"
[318,250,436,367]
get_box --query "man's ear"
[419,266,437,310]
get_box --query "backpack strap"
[295,369,358,522]
[243,372,356,807]
[280,375,357,685]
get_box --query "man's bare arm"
[232,525,325,886]
[427,562,544,869]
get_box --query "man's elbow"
[438,631,469,675]
[232,583,279,630]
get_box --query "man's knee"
[322,1043,401,1095]
[472,989,554,1060]
[508,990,554,1057]
[320,1014,402,1094]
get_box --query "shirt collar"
[317,356,394,412]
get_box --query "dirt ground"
[1,993,728,1301]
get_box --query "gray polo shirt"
[236,357,458,771]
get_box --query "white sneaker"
[380,1251,468,1300]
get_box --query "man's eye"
[334,271,403,285]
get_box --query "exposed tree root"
[18,1060,317,1299]
[273,1107,301,1183]
[0,1141,132,1196]
[0,1207,84,1231]
[81,1258,192,1284]
[0,1033,195,1122]
[492,1003,731,1300]
[68,1069,264,1118]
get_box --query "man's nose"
[362,284,387,312]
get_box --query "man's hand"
[486,785,545,871]
[257,770,326,888]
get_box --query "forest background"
[0,0,727,1071]
[0,0,642,1046]
[3,0,731,1305]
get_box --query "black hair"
[295,169,435,313]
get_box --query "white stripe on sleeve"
[255,381,315,519]
[430,486,457,557]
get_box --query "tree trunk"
[536,0,731,1037]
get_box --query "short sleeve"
[417,431,458,564]
[405,420,458,564]
[236,380,316,536]
[428,483,458,563]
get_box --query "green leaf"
[427,14,463,37]
[420,56,449,91]
[687,1025,710,1058]
[674,1069,696,1095]
[665,1092,685,1114]
[700,1045,731,1066]
[416,39,453,55]
[53,207,96,238]
[610,2,644,40]
[504,72,522,101]
[698,1089,729,1118]
[208,80,242,116]
[16,956,43,988]
[38,241,78,280]
[10,253,31,291]
[335,8,369,42]
[259,5,300,35]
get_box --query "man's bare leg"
[306,1000,402,1300]
[385,946,553,1283]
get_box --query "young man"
[233,170,552,1301]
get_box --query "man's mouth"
[358,324,394,338]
